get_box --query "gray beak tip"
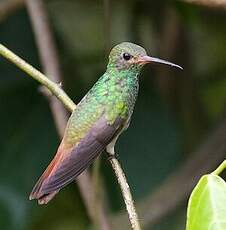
[172,64,183,70]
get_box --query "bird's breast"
[102,75,139,124]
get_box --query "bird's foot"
[107,152,119,161]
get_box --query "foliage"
[186,161,226,230]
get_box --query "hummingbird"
[30,42,182,204]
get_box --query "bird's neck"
[104,67,140,117]
[105,68,139,90]
[106,66,140,80]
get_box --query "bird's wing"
[36,115,125,197]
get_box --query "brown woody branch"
[0,0,24,23]
[25,0,111,229]
[182,0,226,9]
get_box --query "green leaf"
[186,174,226,230]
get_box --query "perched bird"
[30,42,182,204]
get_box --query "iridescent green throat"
[91,67,140,124]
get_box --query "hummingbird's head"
[107,42,182,72]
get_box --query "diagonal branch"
[0,0,24,23]
[25,0,110,228]
[182,0,226,9]
[0,44,75,111]
[25,0,68,136]
[110,158,141,230]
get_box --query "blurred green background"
[0,0,226,229]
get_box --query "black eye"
[123,53,132,61]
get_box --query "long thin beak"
[137,55,183,70]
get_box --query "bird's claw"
[107,152,119,161]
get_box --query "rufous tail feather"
[29,147,66,204]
